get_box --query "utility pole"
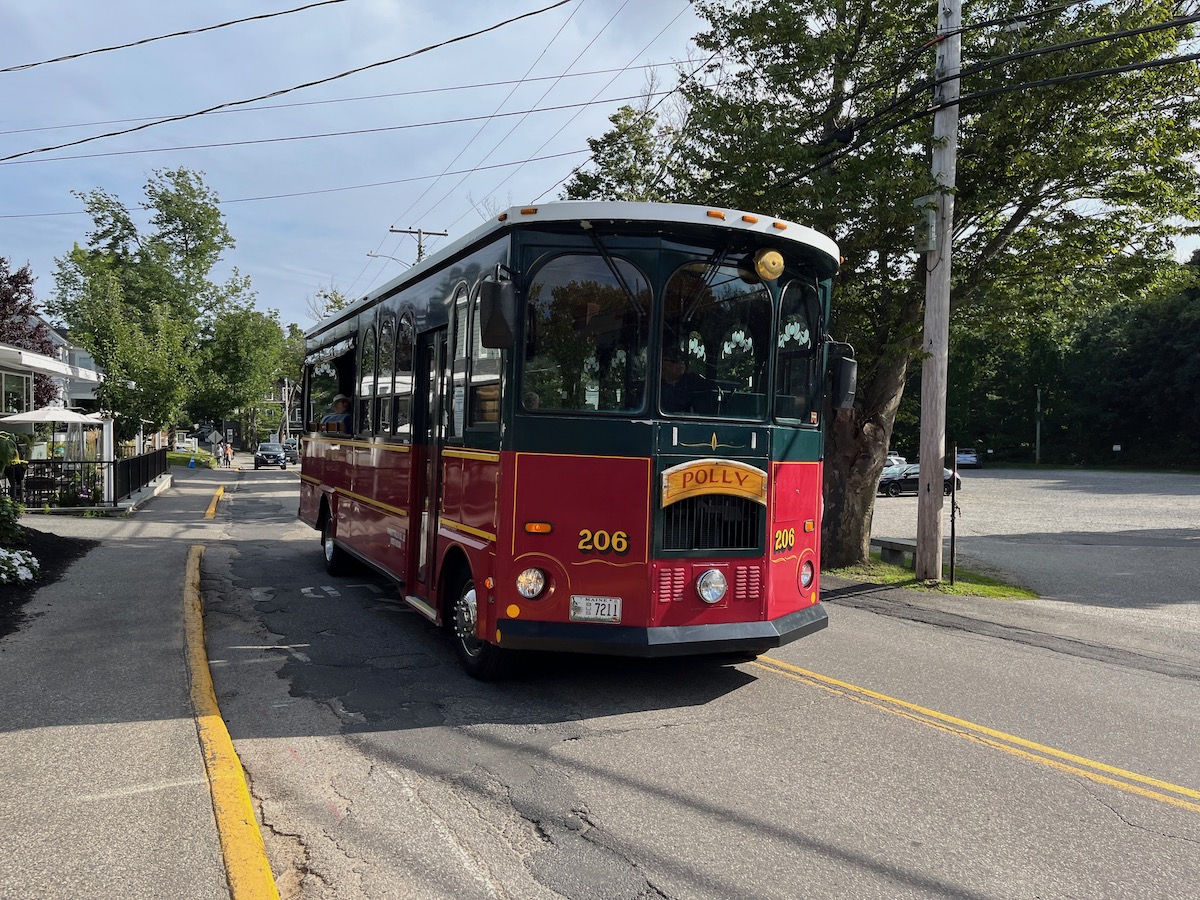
[915,0,962,582]
[388,227,448,263]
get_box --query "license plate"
[569,595,622,624]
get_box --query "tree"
[49,168,254,437]
[305,284,350,324]
[188,303,288,427]
[566,0,1200,564]
[0,258,59,408]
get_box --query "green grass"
[167,450,217,469]
[827,553,1039,600]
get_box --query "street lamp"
[367,252,410,268]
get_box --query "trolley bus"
[299,202,855,678]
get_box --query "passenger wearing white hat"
[321,393,352,431]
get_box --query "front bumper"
[495,604,828,657]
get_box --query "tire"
[943,481,953,496]
[450,573,513,681]
[254,463,260,470]
[885,482,902,498]
[322,514,351,576]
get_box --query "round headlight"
[696,568,728,604]
[799,560,815,589]
[515,568,547,599]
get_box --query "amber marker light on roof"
[498,213,508,222]
[741,215,759,223]
[707,210,726,219]
[525,522,553,534]
[772,221,788,230]
[520,207,538,215]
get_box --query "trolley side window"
[774,279,821,425]
[358,325,377,434]
[469,285,502,427]
[394,314,415,439]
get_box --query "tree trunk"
[821,346,915,568]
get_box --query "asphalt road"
[200,465,1200,899]
[870,466,1200,636]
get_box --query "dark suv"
[254,442,288,470]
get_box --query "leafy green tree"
[49,168,253,438]
[189,303,288,427]
[567,0,1200,564]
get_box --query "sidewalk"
[0,462,239,899]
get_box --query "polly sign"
[661,458,768,507]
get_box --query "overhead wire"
[405,0,630,232]
[353,0,591,293]
[443,0,697,237]
[0,150,593,219]
[0,0,575,163]
[0,93,669,167]
[0,63,683,137]
[0,0,351,73]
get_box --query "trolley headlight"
[515,567,547,599]
[798,560,815,590]
[696,569,728,604]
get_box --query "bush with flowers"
[0,546,38,585]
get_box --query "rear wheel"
[451,574,513,681]
[322,514,350,576]
[943,481,953,496]
[886,482,902,498]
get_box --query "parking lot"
[868,467,1200,640]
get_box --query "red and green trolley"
[299,201,854,678]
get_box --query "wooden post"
[916,0,962,581]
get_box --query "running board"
[404,595,438,622]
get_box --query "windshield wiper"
[579,220,645,316]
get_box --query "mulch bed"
[0,527,98,640]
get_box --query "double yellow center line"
[755,656,1200,815]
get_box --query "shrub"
[0,495,24,545]
[0,547,38,585]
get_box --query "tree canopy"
[0,258,58,408]
[564,0,1200,564]
[47,168,283,439]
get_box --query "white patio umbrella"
[2,407,116,501]
[1,407,101,425]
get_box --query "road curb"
[184,544,280,900]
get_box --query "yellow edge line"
[205,486,224,520]
[755,657,1200,814]
[185,546,280,899]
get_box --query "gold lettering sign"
[661,459,768,507]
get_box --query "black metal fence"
[2,448,169,508]
[114,448,169,502]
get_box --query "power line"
[457,0,697,230]
[0,149,593,219]
[0,0,575,163]
[381,0,590,247]
[0,92,665,167]
[0,63,682,138]
[0,0,351,73]
[407,0,634,231]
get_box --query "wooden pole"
[916,0,962,581]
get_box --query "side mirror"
[479,280,516,349]
[831,355,857,410]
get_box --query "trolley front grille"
[661,495,763,552]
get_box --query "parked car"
[885,453,907,468]
[281,438,299,463]
[878,463,961,497]
[254,442,288,470]
[956,447,982,468]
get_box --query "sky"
[1,0,705,328]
